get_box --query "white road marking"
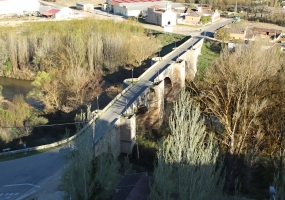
[4,184,40,188]
[0,193,19,200]
[16,190,36,200]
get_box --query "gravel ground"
[228,19,285,32]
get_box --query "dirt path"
[228,19,285,32]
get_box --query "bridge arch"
[164,77,172,101]
[136,104,148,115]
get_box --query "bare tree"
[188,41,282,192]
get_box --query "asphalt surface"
[0,18,234,200]
[0,148,62,200]
[93,18,235,144]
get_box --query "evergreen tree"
[149,91,224,200]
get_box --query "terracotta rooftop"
[112,172,151,200]
[186,8,216,16]
[110,0,161,5]
[45,8,61,15]
[252,27,282,35]
[203,9,214,14]
[227,28,246,34]
[186,10,200,17]
[201,6,211,10]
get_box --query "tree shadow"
[159,36,191,57]
[103,60,152,84]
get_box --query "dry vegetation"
[187,41,285,197]
[0,19,161,113]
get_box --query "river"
[0,77,43,109]
[0,77,118,111]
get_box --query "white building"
[76,2,94,11]
[145,3,177,26]
[41,7,74,19]
[57,7,74,19]
[112,1,184,18]
[0,0,40,15]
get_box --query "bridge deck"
[93,37,201,144]
[93,18,236,144]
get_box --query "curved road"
[0,18,234,200]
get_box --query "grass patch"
[146,29,190,57]
[0,146,61,162]
[155,31,186,46]
[197,40,222,80]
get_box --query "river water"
[0,77,42,109]
[0,77,117,111]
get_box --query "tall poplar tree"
[61,109,119,200]
[149,91,224,200]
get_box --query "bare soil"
[228,19,285,32]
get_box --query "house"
[107,0,160,13]
[41,8,61,18]
[76,2,94,12]
[184,10,201,24]
[251,27,282,41]
[57,7,74,19]
[0,0,40,15]
[107,0,184,18]
[183,6,220,25]
[41,7,73,19]
[197,6,220,22]
[226,28,246,40]
[145,3,177,26]
[112,172,151,200]
[210,9,220,22]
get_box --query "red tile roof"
[46,8,61,15]
[252,27,282,35]
[41,11,54,16]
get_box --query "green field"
[197,40,222,80]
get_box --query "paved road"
[93,18,235,143]
[0,149,62,200]
[0,18,234,200]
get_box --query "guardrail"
[99,82,134,116]
[0,113,99,157]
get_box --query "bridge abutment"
[117,115,136,154]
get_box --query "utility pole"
[132,68,134,84]
[97,96,99,111]
[125,99,128,114]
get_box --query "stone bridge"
[93,38,204,155]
